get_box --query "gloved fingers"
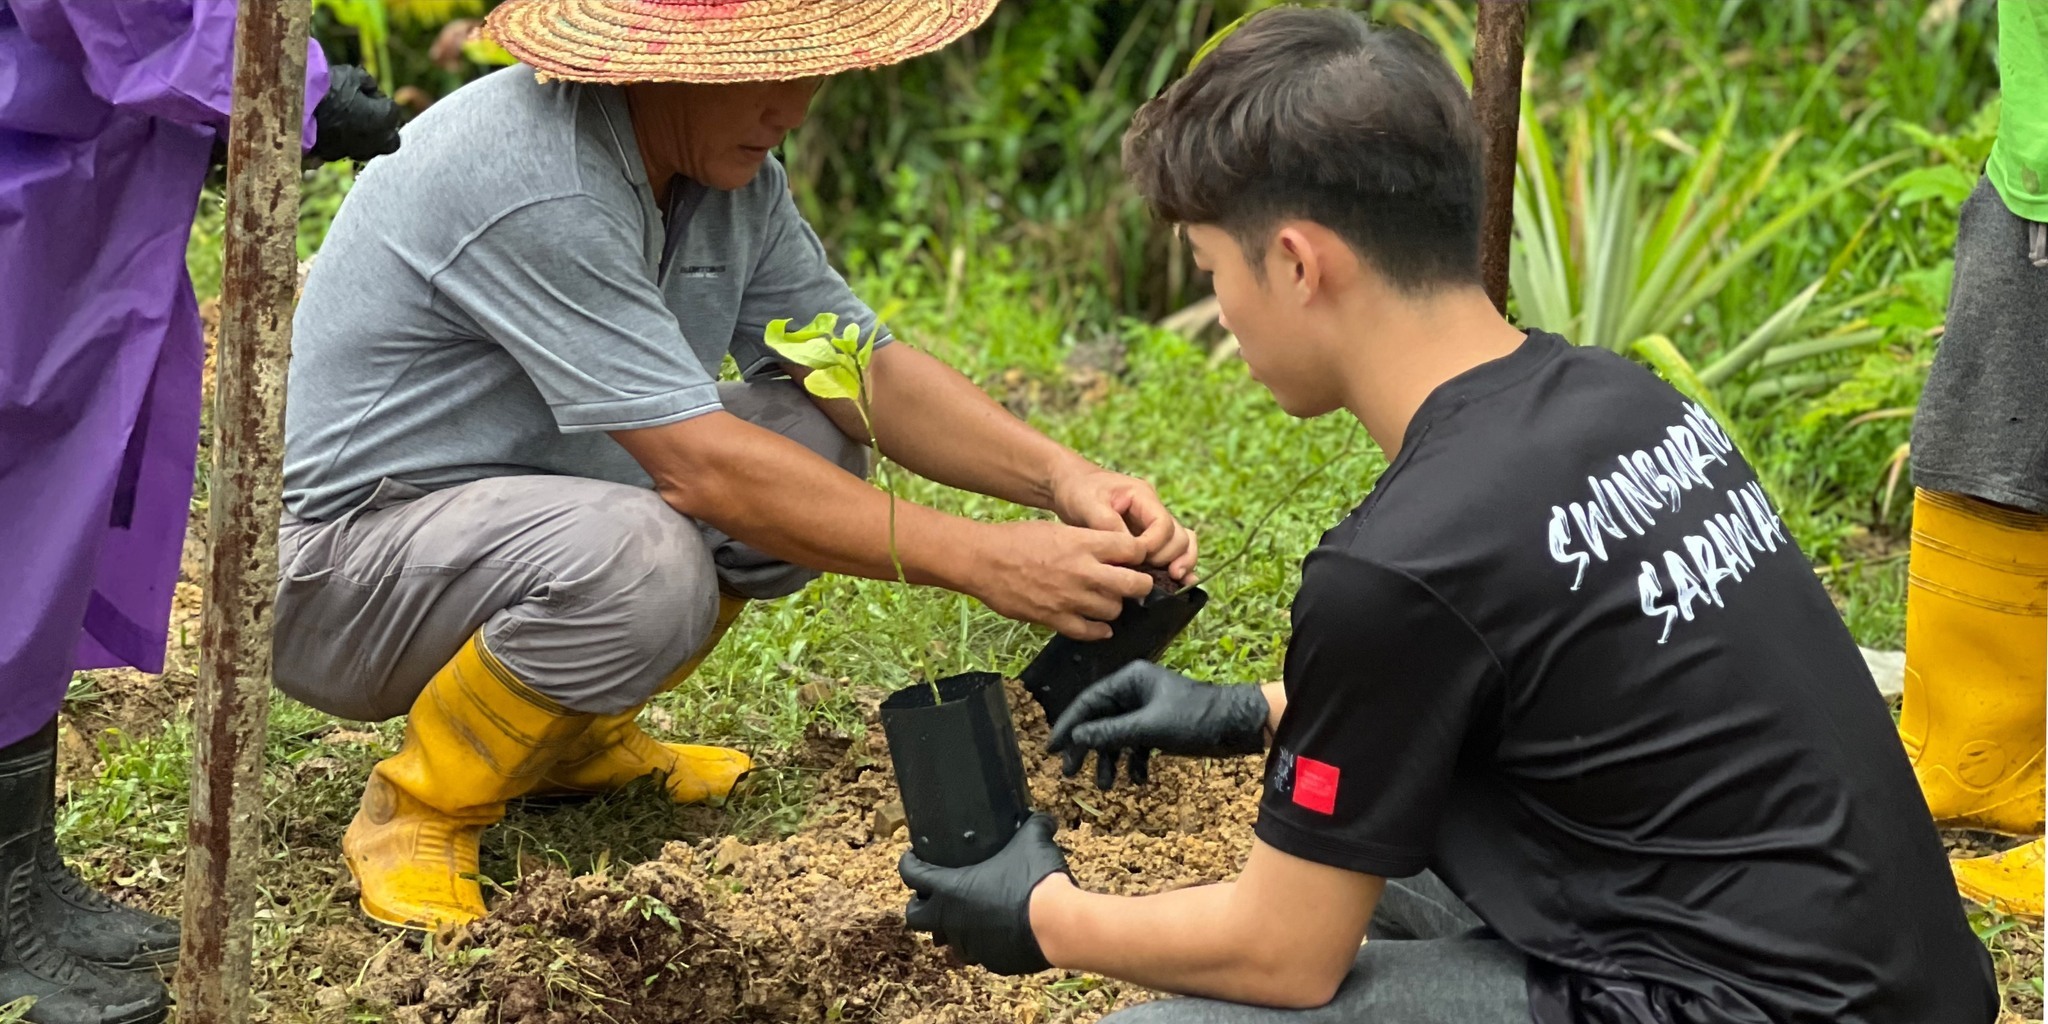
[1019,812,1060,843]
[1047,667,1150,750]
[355,100,405,158]
[1094,745,1121,791]
[898,849,952,897]
[1047,698,1103,752]
[1061,746,1087,779]
[904,894,943,934]
[1128,747,1152,787]
[1067,718,1145,754]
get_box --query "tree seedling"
[764,312,940,701]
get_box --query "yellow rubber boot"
[535,595,753,804]
[1898,489,2048,836]
[1953,837,2044,922]
[342,634,590,931]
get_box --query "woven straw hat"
[483,0,999,85]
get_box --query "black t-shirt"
[1256,331,1996,1024]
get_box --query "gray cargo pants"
[1102,872,1530,1024]
[272,380,863,722]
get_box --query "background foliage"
[275,0,2002,574]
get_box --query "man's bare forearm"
[1030,879,1341,1008]
[1026,840,1377,1008]
[806,343,1096,510]
[613,411,980,590]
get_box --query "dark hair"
[1123,6,1484,292]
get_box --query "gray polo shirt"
[283,66,884,521]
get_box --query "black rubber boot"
[29,731,179,970]
[0,720,168,1024]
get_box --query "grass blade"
[1699,276,1827,386]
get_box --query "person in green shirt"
[1899,0,2048,922]
[1988,0,2048,224]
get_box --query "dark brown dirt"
[1142,568,1183,596]
[349,680,2048,1024]
[356,681,1260,1023]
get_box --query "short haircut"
[1123,6,1484,292]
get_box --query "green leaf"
[766,313,860,370]
[769,312,839,350]
[460,37,518,67]
[1188,11,1255,72]
[1655,152,1906,335]
[802,366,862,402]
[1698,276,1827,386]
[832,322,863,357]
[1632,334,1749,455]
[1754,327,1885,370]
[1868,300,1943,331]
[1886,165,1976,207]
[1741,369,1853,403]
[766,333,842,371]
[793,311,840,341]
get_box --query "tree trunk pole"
[176,2,308,1020]
[1472,0,1528,314]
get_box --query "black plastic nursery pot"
[1019,582,1210,726]
[879,672,1034,868]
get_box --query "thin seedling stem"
[851,398,908,590]
[1203,423,1366,583]
[852,372,939,703]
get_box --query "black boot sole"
[101,1003,169,1024]
[78,946,179,973]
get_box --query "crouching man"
[275,0,1195,934]
[897,9,1997,1023]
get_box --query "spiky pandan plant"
[1511,96,1905,405]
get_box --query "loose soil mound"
[359,681,1262,1023]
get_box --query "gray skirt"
[1912,176,2048,514]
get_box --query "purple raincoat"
[0,0,328,747]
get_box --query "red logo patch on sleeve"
[1291,756,1340,815]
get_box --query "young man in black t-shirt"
[897,8,1999,1024]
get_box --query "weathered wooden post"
[176,1,309,1020]
[1471,0,1529,314]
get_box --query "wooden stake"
[1472,0,1529,314]
[176,2,308,1020]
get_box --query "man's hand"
[310,65,403,164]
[901,814,1070,976]
[1047,661,1269,789]
[1048,467,1198,583]
[971,522,1154,641]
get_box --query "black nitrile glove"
[1047,661,1268,790]
[309,64,403,164]
[900,813,1068,976]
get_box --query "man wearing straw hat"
[274,0,1196,933]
